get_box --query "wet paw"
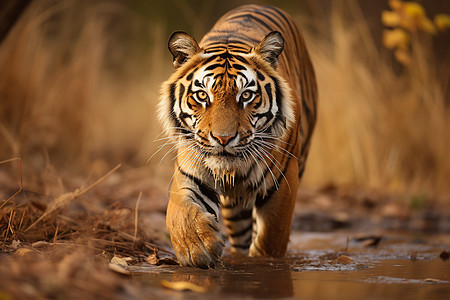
[167,201,225,268]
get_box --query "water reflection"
[134,257,450,299]
[168,256,295,297]
[132,233,450,299]
[292,259,450,300]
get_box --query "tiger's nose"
[211,132,236,146]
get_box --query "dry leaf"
[333,255,354,264]
[354,235,382,247]
[32,241,51,248]
[362,238,381,247]
[147,249,179,266]
[147,253,159,265]
[108,263,131,276]
[11,240,21,249]
[111,256,129,267]
[160,280,206,293]
[424,278,441,283]
[14,248,34,256]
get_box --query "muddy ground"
[1,164,449,299]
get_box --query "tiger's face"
[159,31,294,182]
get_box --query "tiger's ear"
[254,31,284,68]
[168,31,200,68]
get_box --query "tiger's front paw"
[166,201,225,268]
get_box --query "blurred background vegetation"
[1,0,449,202]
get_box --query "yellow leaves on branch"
[384,0,438,34]
[382,28,411,65]
[382,0,450,65]
[383,28,409,50]
[434,14,450,31]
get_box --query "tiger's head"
[159,31,294,183]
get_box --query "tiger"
[158,4,317,268]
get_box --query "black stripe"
[197,54,221,69]
[253,111,273,127]
[264,83,273,112]
[231,243,250,250]
[194,79,203,88]
[169,83,182,129]
[233,55,250,65]
[232,64,246,70]
[253,83,263,109]
[230,223,253,238]
[186,70,195,81]
[170,83,176,112]
[177,166,220,205]
[224,209,252,222]
[205,63,224,71]
[267,6,298,42]
[204,47,226,53]
[206,30,260,47]
[203,34,259,45]
[256,70,265,81]
[236,71,248,79]
[247,7,283,31]
[271,76,283,117]
[186,83,194,110]
[225,13,273,31]
[178,84,185,102]
[228,44,251,52]
[178,114,193,130]
[182,187,218,218]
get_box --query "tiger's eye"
[196,91,208,101]
[240,91,253,102]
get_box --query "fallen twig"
[132,191,143,248]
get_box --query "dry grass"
[0,0,168,170]
[299,1,450,198]
[0,158,172,298]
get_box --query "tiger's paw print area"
[166,200,225,268]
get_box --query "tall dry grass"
[299,1,450,197]
[0,0,168,173]
[0,0,448,198]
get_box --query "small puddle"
[131,232,450,299]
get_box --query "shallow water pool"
[131,232,450,299]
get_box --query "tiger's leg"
[249,162,299,257]
[221,196,255,254]
[166,170,225,268]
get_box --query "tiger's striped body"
[159,5,317,268]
